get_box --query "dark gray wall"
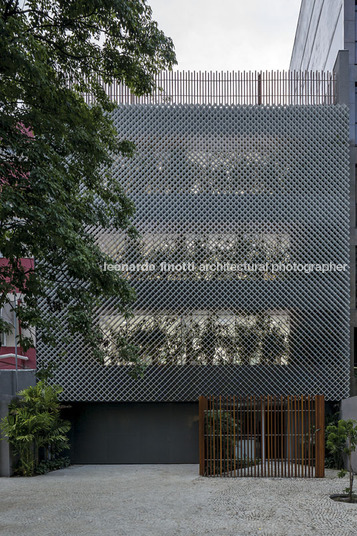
[63,402,199,464]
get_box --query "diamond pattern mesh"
[37,104,350,401]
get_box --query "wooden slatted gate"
[199,395,325,478]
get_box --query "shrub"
[0,380,70,476]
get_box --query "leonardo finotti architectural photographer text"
[102,261,347,274]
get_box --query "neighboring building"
[0,257,36,370]
[290,0,357,392]
[37,73,350,463]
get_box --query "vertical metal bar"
[243,71,245,105]
[315,395,325,478]
[278,69,280,105]
[258,72,262,105]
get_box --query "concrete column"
[334,50,350,106]
[334,49,357,396]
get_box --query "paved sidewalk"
[0,465,357,536]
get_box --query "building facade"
[290,0,357,393]
[37,81,350,462]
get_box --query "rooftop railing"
[83,70,336,106]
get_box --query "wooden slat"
[199,394,324,479]
[207,397,213,476]
[247,396,251,476]
[274,395,277,477]
[293,395,296,477]
[287,396,291,478]
[302,395,305,478]
[281,395,284,477]
[253,395,257,477]
[315,395,325,478]
[212,396,216,476]
[260,396,265,476]
[226,396,230,476]
[233,395,236,477]
[239,395,243,476]
[267,396,270,477]
[307,396,311,477]
[198,396,208,476]
[219,396,222,476]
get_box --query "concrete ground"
[0,465,357,536]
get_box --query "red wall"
[0,347,36,370]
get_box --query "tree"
[0,1,176,370]
[326,419,357,503]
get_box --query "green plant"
[261,328,287,365]
[326,419,357,502]
[36,456,70,475]
[205,409,238,474]
[324,403,344,470]
[0,381,71,476]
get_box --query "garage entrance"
[63,402,199,464]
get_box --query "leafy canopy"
[0,1,176,367]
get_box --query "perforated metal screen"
[38,104,350,401]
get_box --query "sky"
[149,0,302,71]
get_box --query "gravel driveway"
[0,465,357,536]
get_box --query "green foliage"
[0,380,71,476]
[326,419,357,502]
[204,409,257,475]
[205,409,238,475]
[324,404,344,470]
[36,456,70,475]
[109,310,289,366]
[0,1,176,372]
